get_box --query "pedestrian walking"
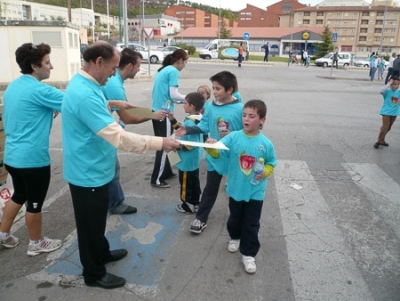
[385,53,397,84]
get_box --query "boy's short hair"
[186,92,205,112]
[390,75,399,81]
[209,71,238,93]
[244,100,267,119]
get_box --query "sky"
[190,0,324,11]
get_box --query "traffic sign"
[143,27,154,39]
[332,32,338,43]
[243,32,250,40]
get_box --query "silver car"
[115,42,164,64]
[160,46,188,56]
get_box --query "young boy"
[169,92,205,213]
[175,71,244,234]
[206,100,277,274]
[373,75,400,149]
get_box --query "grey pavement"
[0,62,399,301]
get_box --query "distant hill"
[25,0,238,20]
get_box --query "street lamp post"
[379,1,388,54]
[218,0,221,39]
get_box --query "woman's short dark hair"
[15,43,51,74]
[82,41,116,63]
[158,49,189,72]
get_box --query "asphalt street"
[0,61,399,301]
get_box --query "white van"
[199,39,249,60]
[314,52,351,67]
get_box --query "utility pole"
[379,1,388,54]
[67,0,71,22]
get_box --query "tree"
[218,21,231,39]
[316,25,334,58]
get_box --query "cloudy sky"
[191,0,324,11]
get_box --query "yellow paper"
[126,107,157,119]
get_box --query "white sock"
[29,238,42,246]
[0,231,10,240]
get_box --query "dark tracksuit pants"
[227,197,263,257]
[179,169,201,206]
[69,183,112,283]
[195,170,223,223]
[151,118,174,184]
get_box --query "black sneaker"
[190,219,207,234]
[166,173,178,179]
[380,142,389,147]
[373,142,380,149]
[151,181,170,188]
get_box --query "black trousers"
[151,118,173,184]
[227,197,263,257]
[69,182,111,283]
[195,170,222,223]
[179,169,201,206]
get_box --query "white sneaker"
[227,239,240,253]
[242,255,257,274]
[0,234,19,248]
[27,237,63,256]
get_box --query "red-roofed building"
[174,27,325,56]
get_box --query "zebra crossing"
[1,159,399,301]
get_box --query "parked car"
[314,52,351,67]
[354,57,389,68]
[160,46,188,56]
[115,42,164,64]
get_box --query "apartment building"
[279,3,400,55]
[237,1,307,27]
[164,5,237,30]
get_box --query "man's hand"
[162,138,181,152]
[108,101,135,110]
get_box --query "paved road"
[0,62,399,301]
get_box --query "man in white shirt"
[385,52,397,84]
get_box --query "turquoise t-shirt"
[380,87,400,116]
[176,115,203,172]
[62,73,117,187]
[220,130,277,202]
[198,100,243,175]
[3,75,63,168]
[152,65,179,113]
[101,69,125,110]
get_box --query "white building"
[0,20,81,84]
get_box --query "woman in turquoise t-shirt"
[0,43,64,256]
[150,49,189,188]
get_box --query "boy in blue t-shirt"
[168,92,205,213]
[206,100,277,274]
[175,71,244,234]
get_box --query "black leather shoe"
[121,206,137,214]
[85,273,126,289]
[104,249,128,264]
[166,173,178,179]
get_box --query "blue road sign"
[243,32,250,40]
[332,32,338,43]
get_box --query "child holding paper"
[168,92,205,213]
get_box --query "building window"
[369,20,374,24]
[261,17,264,20]
[298,12,303,16]
[240,17,246,20]
[391,21,397,25]
[368,29,373,33]
[327,21,331,25]
[341,37,346,41]
[390,38,394,42]
[311,20,315,24]
[304,12,310,16]
[317,12,323,16]
[359,36,366,41]
[246,17,251,20]
[376,37,381,42]
[343,21,347,24]
[303,20,310,24]
[376,20,383,25]
[344,13,348,16]
[350,37,354,41]
[353,12,358,16]
[336,12,341,16]
[185,18,194,21]
[360,28,367,33]
[311,12,316,16]
[343,29,347,32]
[374,28,382,33]
[370,12,375,16]
[186,11,194,14]
[361,20,368,24]
[377,12,384,16]
[240,12,246,15]
[336,20,340,24]
[246,12,252,15]
[362,12,369,16]
[316,20,323,24]
[391,29,395,33]
[352,20,356,24]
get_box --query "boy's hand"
[175,126,186,137]
[167,112,175,121]
[206,138,217,144]
[153,110,167,121]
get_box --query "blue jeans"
[370,67,377,81]
[108,159,125,213]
